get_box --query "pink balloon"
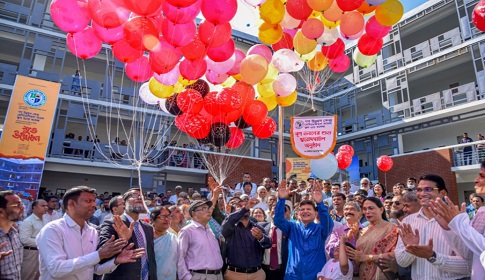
[329,54,350,73]
[162,0,201,24]
[50,0,91,33]
[200,0,237,25]
[112,38,144,63]
[207,39,235,62]
[122,0,163,16]
[227,49,246,75]
[88,0,130,28]
[283,28,298,38]
[365,16,392,39]
[153,65,180,85]
[66,26,102,59]
[206,55,236,75]
[149,37,182,74]
[198,20,232,47]
[125,56,153,82]
[165,0,198,8]
[161,18,197,47]
[92,22,124,44]
[179,59,207,80]
[206,70,229,85]
[301,18,324,40]
[247,44,273,63]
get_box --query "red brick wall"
[378,149,458,202]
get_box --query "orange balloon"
[356,1,377,14]
[340,11,365,38]
[375,0,404,27]
[239,54,269,85]
[322,0,343,22]
[307,0,333,12]
[307,52,328,71]
[260,0,285,24]
[258,22,283,44]
[293,30,317,55]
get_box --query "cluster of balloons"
[376,155,393,172]
[309,144,354,179]
[473,0,485,32]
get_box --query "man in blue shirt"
[274,180,334,280]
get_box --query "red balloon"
[329,54,350,73]
[112,38,144,63]
[198,20,232,47]
[122,0,162,16]
[216,88,243,113]
[285,0,313,20]
[224,108,242,124]
[123,17,159,51]
[175,113,188,132]
[272,32,294,51]
[66,27,102,59]
[226,127,245,149]
[149,38,182,74]
[165,0,199,8]
[185,114,211,139]
[207,39,235,62]
[242,100,268,126]
[179,59,207,80]
[125,56,153,82]
[162,0,201,24]
[161,18,197,47]
[232,82,256,108]
[201,0,237,25]
[252,116,277,139]
[336,0,364,11]
[181,35,208,61]
[473,0,485,32]
[321,38,345,59]
[204,91,225,116]
[358,33,383,56]
[336,152,352,169]
[88,0,130,28]
[176,89,204,114]
[377,155,393,172]
[338,144,354,156]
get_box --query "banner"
[0,76,60,195]
[290,116,337,159]
[285,157,311,181]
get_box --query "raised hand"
[430,197,465,225]
[250,227,263,240]
[347,222,360,239]
[399,223,420,246]
[114,243,145,264]
[246,198,260,210]
[278,179,289,199]
[98,235,127,260]
[112,215,134,241]
[312,180,323,203]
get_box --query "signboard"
[285,157,312,181]
[290,116,337,159]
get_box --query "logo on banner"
[23,89,47,107]
[290,116,337,159]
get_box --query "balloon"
[242,100,268,125]
[206,55,236,75]
[353,49,377,68]
[366,16,392,39]
[243,0,267,7]
[473,0,485,32]
[149,38,182,74]
[185,79,210,97]
[139,82,161,104]
[92,22,124,44]
[198,21,232,47]
[336,0,364,11]
[216,88,243,113]
[235,116,251,129]
[178,76,197,86]
[307,52,328,71]
[301,18,324,40]
[204,91,224,116]
[307,0,333,12]
[207,39,235,62]
[226,127,245,149]
[377,155,393,172]
[227,49,246,75]
[232,81,256,107]
[149,77,175,98]
[179,59,207,80]
[247,44,273,64]
[321,15,340,29]
[123,17,159,51]
[181,35,208,61]
[338,145,354,156]
[176,89,204,114]
[162,0,201,24]
[329,54,350,73]
[66,27,102,59]
[50,0,91,33]
[272,32,294,51]
[257,94,278,111]
[125,56,153,82]
[209,122,231,147]
[221,76,237,87]
[273,74,297,97]
[112,39,144,63]
[159,98,172,114]
[271,49,305,72]
[321,38,345,59]
[310,153,338,179]
[165,0,198,8]
[165,94,183,115]
[317,27,339,46]
[366,0,386,6]
[358,34,383,56]
[286,0,313,20]
[295,47,317,62]
[185,114,211,139]
[340,11,365,39]
[322,1,343,22]
[280,9,300,29]
[375,0,404,27]
[293,30,317,55]
[252,116,276,138]
[239,54,269,85]
[258,22,283,45]
[206,71,229,85]
[175,113,189,132]
[336,152,352,169]
[260,63,278,84]
[201,0,237,25]
[88,0,130,28]
[276,90,297,107]
[123,0,162,16]
[153,65,180,86]
[161,19,197,48]
[357,1,377,14]
[259,0,285,24]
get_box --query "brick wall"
[378,149,458,202]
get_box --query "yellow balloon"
[293,30,317,55]
[232,73,243,81]
[309,11,322,19]
[259,0,285,24]
[221,76,237,87]
[307,52,329,71]
[295,48,317,62]
[148,77,174,98]
[240,54,269,85]
[258,22,283,45]
[178,76,196,86]
[258,94,278,111]
[260,63,278,84]
[173,82,185,93]
[257,82,276,97]
[376,0,404,27]
[276,90,297,107]
[321,15,340,28]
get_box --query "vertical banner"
[290,116,337,159]
[0,76,60,196]
[285,157,312,181]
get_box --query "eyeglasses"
[7,203,24,208]
[128,193,143,199]
[415,187,438,193]
[194,206,210,212]
[157,215,173,220]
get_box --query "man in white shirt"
[430,161,485,280]
[234,173,258,197]
[103,195,125,221]
[19,199,48,280]
[169,186,183,204]
[94,197,111,223]
[36,186,144,280]
[395,174,471,280]
[42,196,62,223]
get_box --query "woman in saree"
[346,197,399,280]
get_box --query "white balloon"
[310,153,338,180]
[273,73,296,97]
[271,49,304,73]
[158,98,172,115]
[280,9,300,29]
[317,27,339,46]
[206,54,236,75]
[139,82,161,105]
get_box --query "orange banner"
[0,76,60,160]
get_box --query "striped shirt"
[395,208,471,280]
[0,226,22,280]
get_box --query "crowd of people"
[1,164,485,279]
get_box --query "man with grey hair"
[169,186,183,204]
[19,199,48,279]
[402,192,421,216]
[359,178,374,197]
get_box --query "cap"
[188,200,213,217]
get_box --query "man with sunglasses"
[389,195,405,225]
[395,174,470,280]
[0,190,24,279]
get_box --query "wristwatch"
[427,251,437,263]
[368,255,375,262]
